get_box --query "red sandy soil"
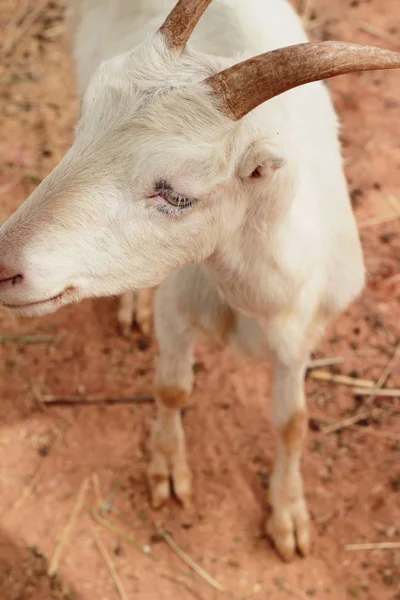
[0,1,399,599]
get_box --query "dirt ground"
[0,0,399,599]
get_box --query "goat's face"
[0,39,271,316]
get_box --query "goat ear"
[238,139,284,180]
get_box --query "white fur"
[0,0,366,560]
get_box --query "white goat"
[0,0,399,561]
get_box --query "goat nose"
[0,267,23,286]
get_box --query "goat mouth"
[3,287,74,313]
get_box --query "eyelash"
[153,181,198,214]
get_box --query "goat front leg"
[266,357,310,561]
[148,399,192,508]
[147,300,194,508]
[117,288,154,338]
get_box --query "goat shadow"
[0,527,79,600]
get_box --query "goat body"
[65,3,364,559]
[2,0,397,560]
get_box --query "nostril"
[0,273,23,286]
[11,274,23,285]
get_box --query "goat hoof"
[136,314,153,338]
[117,311,152,339]
[266,507,310,561]
[117,308,134,338]
[149,475,171,509]
[118,322,132,338]
[148,456,192,509]
[171,462,192,509]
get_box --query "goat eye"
[154,181,196,210]
[163,191,194,208]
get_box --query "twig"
[307,357,344,369]
[353,388,400,398]
[358,212,400,228]
[345,541,400,551]
[42,24,65,39]
[320,346,400,433]
[383,273,400,286]
[385,192,400,214]
[352,426,400,442]
[48,478,89,576]
[320,411,374,435]
[274,577,309,599]
[8,426,65,514]
[308,371,374,388]
[3,0,49,55]
[300,0,314,27]
[32,385,47,412]
[364,341,400,405]
[87,508,147,556]
[91,473,103,510]
[2,0,29,50]
[5,0,29,30]
[89,519,129,600]
[100,480,124,514]
[10,467,45,513]
[0,333,58,344]
[156,523,225,593]
[314,510,335,524]
[359,22,400,50]
[161,575,207,600]
[42,394,154,406]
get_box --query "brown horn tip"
[205,41,400,120]
[159,0,213,51]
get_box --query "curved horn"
[205,41,400,120]
[159,0,213,51]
